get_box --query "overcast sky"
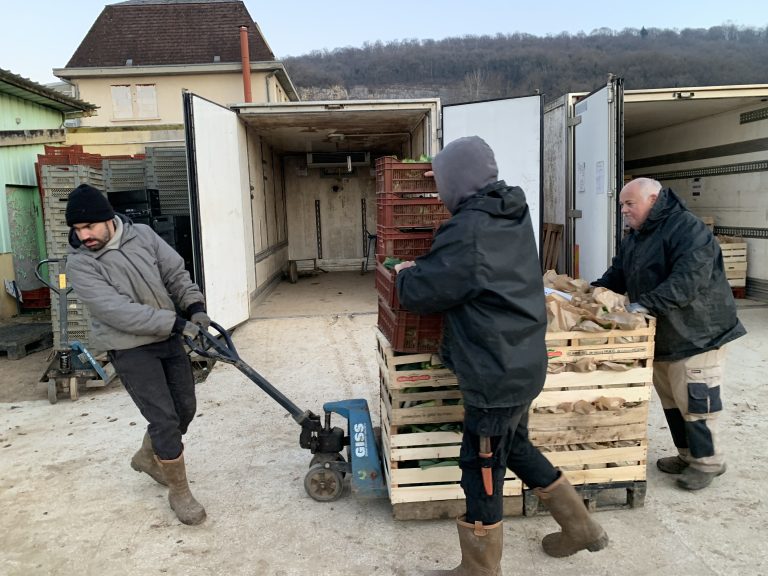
[3,0,767,85]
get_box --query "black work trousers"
[460,403,559,525]
[109,335,196,460]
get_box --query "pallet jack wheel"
[47,381,58,404]
[304,464,344,502]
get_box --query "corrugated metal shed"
[0,68,96,253]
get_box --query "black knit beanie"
[65,184,115,226]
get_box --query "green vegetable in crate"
[382,256,403,269]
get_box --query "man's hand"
[626,302,649,314]
[191,311,211,330]
[394,261,416,273]
[181,321,200,339]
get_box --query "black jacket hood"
[433,136,499,214]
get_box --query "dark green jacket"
[593,188,745,361]
[396,181,547,409]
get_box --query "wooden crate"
[535,317,656,486]
[376,317,656,517]
[376,330,523,519]
[719,241,747,288]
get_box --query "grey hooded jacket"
[396,137,547,408]
[66,215,205,351]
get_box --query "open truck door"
[571,77,624,282]
[183,93,252,330]
[442,95,543,249]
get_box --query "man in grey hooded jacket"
[65,183,209,525]
[396,137,607,574]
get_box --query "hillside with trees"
[282,25,768,103]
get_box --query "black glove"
[180,320,200,339]
[190,311,211,330]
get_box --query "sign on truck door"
[183,93,252,330]
[442,95,543,248]
[571,78,624,282]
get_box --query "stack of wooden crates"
[377,318,656,519]
[718,236,748,298]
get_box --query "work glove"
[191,311,211,330]
[180,320,200,339]
[626,302,650,314]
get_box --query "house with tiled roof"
[54,0,298,155]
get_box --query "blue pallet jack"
[35,258,114,404]
[188,322,388,502]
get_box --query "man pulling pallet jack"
[62,184,386,527]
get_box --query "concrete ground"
[1,271,766,576]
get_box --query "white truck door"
[183,93,251,329]
[572,78,624,282]
[442,96,543,248]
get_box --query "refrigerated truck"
[544,79,768,297]
[183,81,768,328]
[182,93,543,328]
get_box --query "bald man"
[593,178,745,490]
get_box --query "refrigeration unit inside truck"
[183,93,544,328]
[544,80,768,300]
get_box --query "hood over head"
[432,136,499,213]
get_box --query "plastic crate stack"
[38,147,105,350]
[145,147,189,216]
[374,157,451,353]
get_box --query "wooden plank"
[542,445,647,467]
[543,366,653,389]
[724,261,747,273]
[546,342,654,364]
[529,404,649,429]
[390,404,464,426]
[561,465,647,484]
[390,430,463,448]
[393,495,523,520]
[391,479,523,504]
[531,385,651,409]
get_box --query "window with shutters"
[110,84,159,120]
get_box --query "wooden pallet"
[523,480,646,516]
[0,322,53,360]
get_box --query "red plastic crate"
[20,288,51,309]
[377,196,450,231]
[375,157,436,195]
[377,298,443,353]
[38,152,103,170]
[376,228,434,261]
[375,261,401,310]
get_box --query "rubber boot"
[130,432,167,486]
[534,474,608,558]
[156,452,206,525]
[425,516,503,575]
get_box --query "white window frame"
[110,83,159,121]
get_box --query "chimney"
[240,26,252,103]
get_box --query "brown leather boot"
[425,516,503,575]
[156,452,206,525]
[130,432,167,486]
[534,474,608,557]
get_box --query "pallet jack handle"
[185,321,315,425]
[35,258,72,297]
